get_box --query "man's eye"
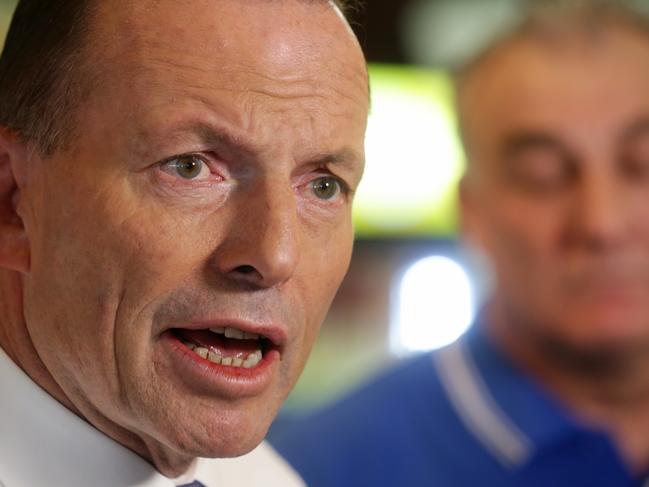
[311,176,342,200]
[505,149,575,194]
[621,132,649,180]
[161,154,210,180]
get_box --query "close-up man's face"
[460,27,649,355]
[13,0,368,468]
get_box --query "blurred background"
[2,0,635,412]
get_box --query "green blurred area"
[356,64,463,239]
[0,1,13,35]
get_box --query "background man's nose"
[566,170,626,251]
[213,181,300,289]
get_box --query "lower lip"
[160,331,281,399]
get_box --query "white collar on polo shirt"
[0,346,304,487]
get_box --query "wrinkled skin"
[0,0,369,477]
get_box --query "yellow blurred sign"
[354,64,465,238]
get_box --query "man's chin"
[196,427,268,459]
[159,411,274,460]
[145,427,267,479]
[533,323,649,377]
[559,313,649,351]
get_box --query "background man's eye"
[311,177,341,200]
[164,155,207,180]
[504,148,575,194]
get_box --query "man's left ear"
[0,128,31,274]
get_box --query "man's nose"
[213,180,300,289]
[566,170,626,250]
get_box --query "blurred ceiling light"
[401,0,521,68]
[391,255,475,355]
[354,65,463,237]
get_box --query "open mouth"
[171,327,273,369]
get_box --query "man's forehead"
[461,22,649,98]
[461,28,649,128]
[94,0,352,63]
[84,0,368,110]
[73,0,368,165]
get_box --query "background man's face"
[460,28,649,354]
[16,0,368,465]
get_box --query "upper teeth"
[183,343,263,369]
[210,327,260,341]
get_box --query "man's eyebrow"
[305,148,363,168]
[500,132,567,159]
[161,122,363,170]
[192,121,253,155]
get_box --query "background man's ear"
[0,128,30,274]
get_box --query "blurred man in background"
[0,0,368,486]
[271,1,649,485]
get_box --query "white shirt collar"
[0,346,304,487]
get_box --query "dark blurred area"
[345,2,411,63]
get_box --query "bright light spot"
[353,65,464,237]
[360,90,459,227]
[392,256,474,354]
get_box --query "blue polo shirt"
[270,326,648,486]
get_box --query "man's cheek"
[295,242,350,353]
